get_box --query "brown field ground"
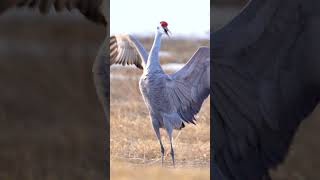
[0,11,105,179]
[110,37,210,179]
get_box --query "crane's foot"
[161,145,165,167]
[171,150,175,168]
[161,156,164,167]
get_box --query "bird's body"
[111,22,210,166]
[140,73,169,120]
[139,72,185,130]
[139,30,184,132]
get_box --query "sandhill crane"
[213,0,320,179]
[110,21,210,166]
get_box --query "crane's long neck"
[145,31,164,74]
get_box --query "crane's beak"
[164,27,171,37]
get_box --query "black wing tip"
[179,122,185,129]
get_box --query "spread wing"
[110,34,148,69]
[166,47,210,124]
[0,0,107,25]
[212,0,320,179]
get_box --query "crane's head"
[157,21,171,37]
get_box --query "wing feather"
[109,34,148,69]
[0,0,106,25]
[166,47,210,124]
[213,0,320,179]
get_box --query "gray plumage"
[110,25,210,166]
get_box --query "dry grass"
[110,37,210,179]
[111,161,209,180]
[0,12,105,179]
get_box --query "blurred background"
[213,0,320,179]
[0,8,104,180]
[110,0,210,179]
[111,0,209,38]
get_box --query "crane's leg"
[151,119,165,166]
[169,133,175,168]
[164,125,175,167]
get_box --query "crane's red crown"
[160,21,168,27]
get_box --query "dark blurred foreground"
[0,10,105,179]
[213,1,320,179]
